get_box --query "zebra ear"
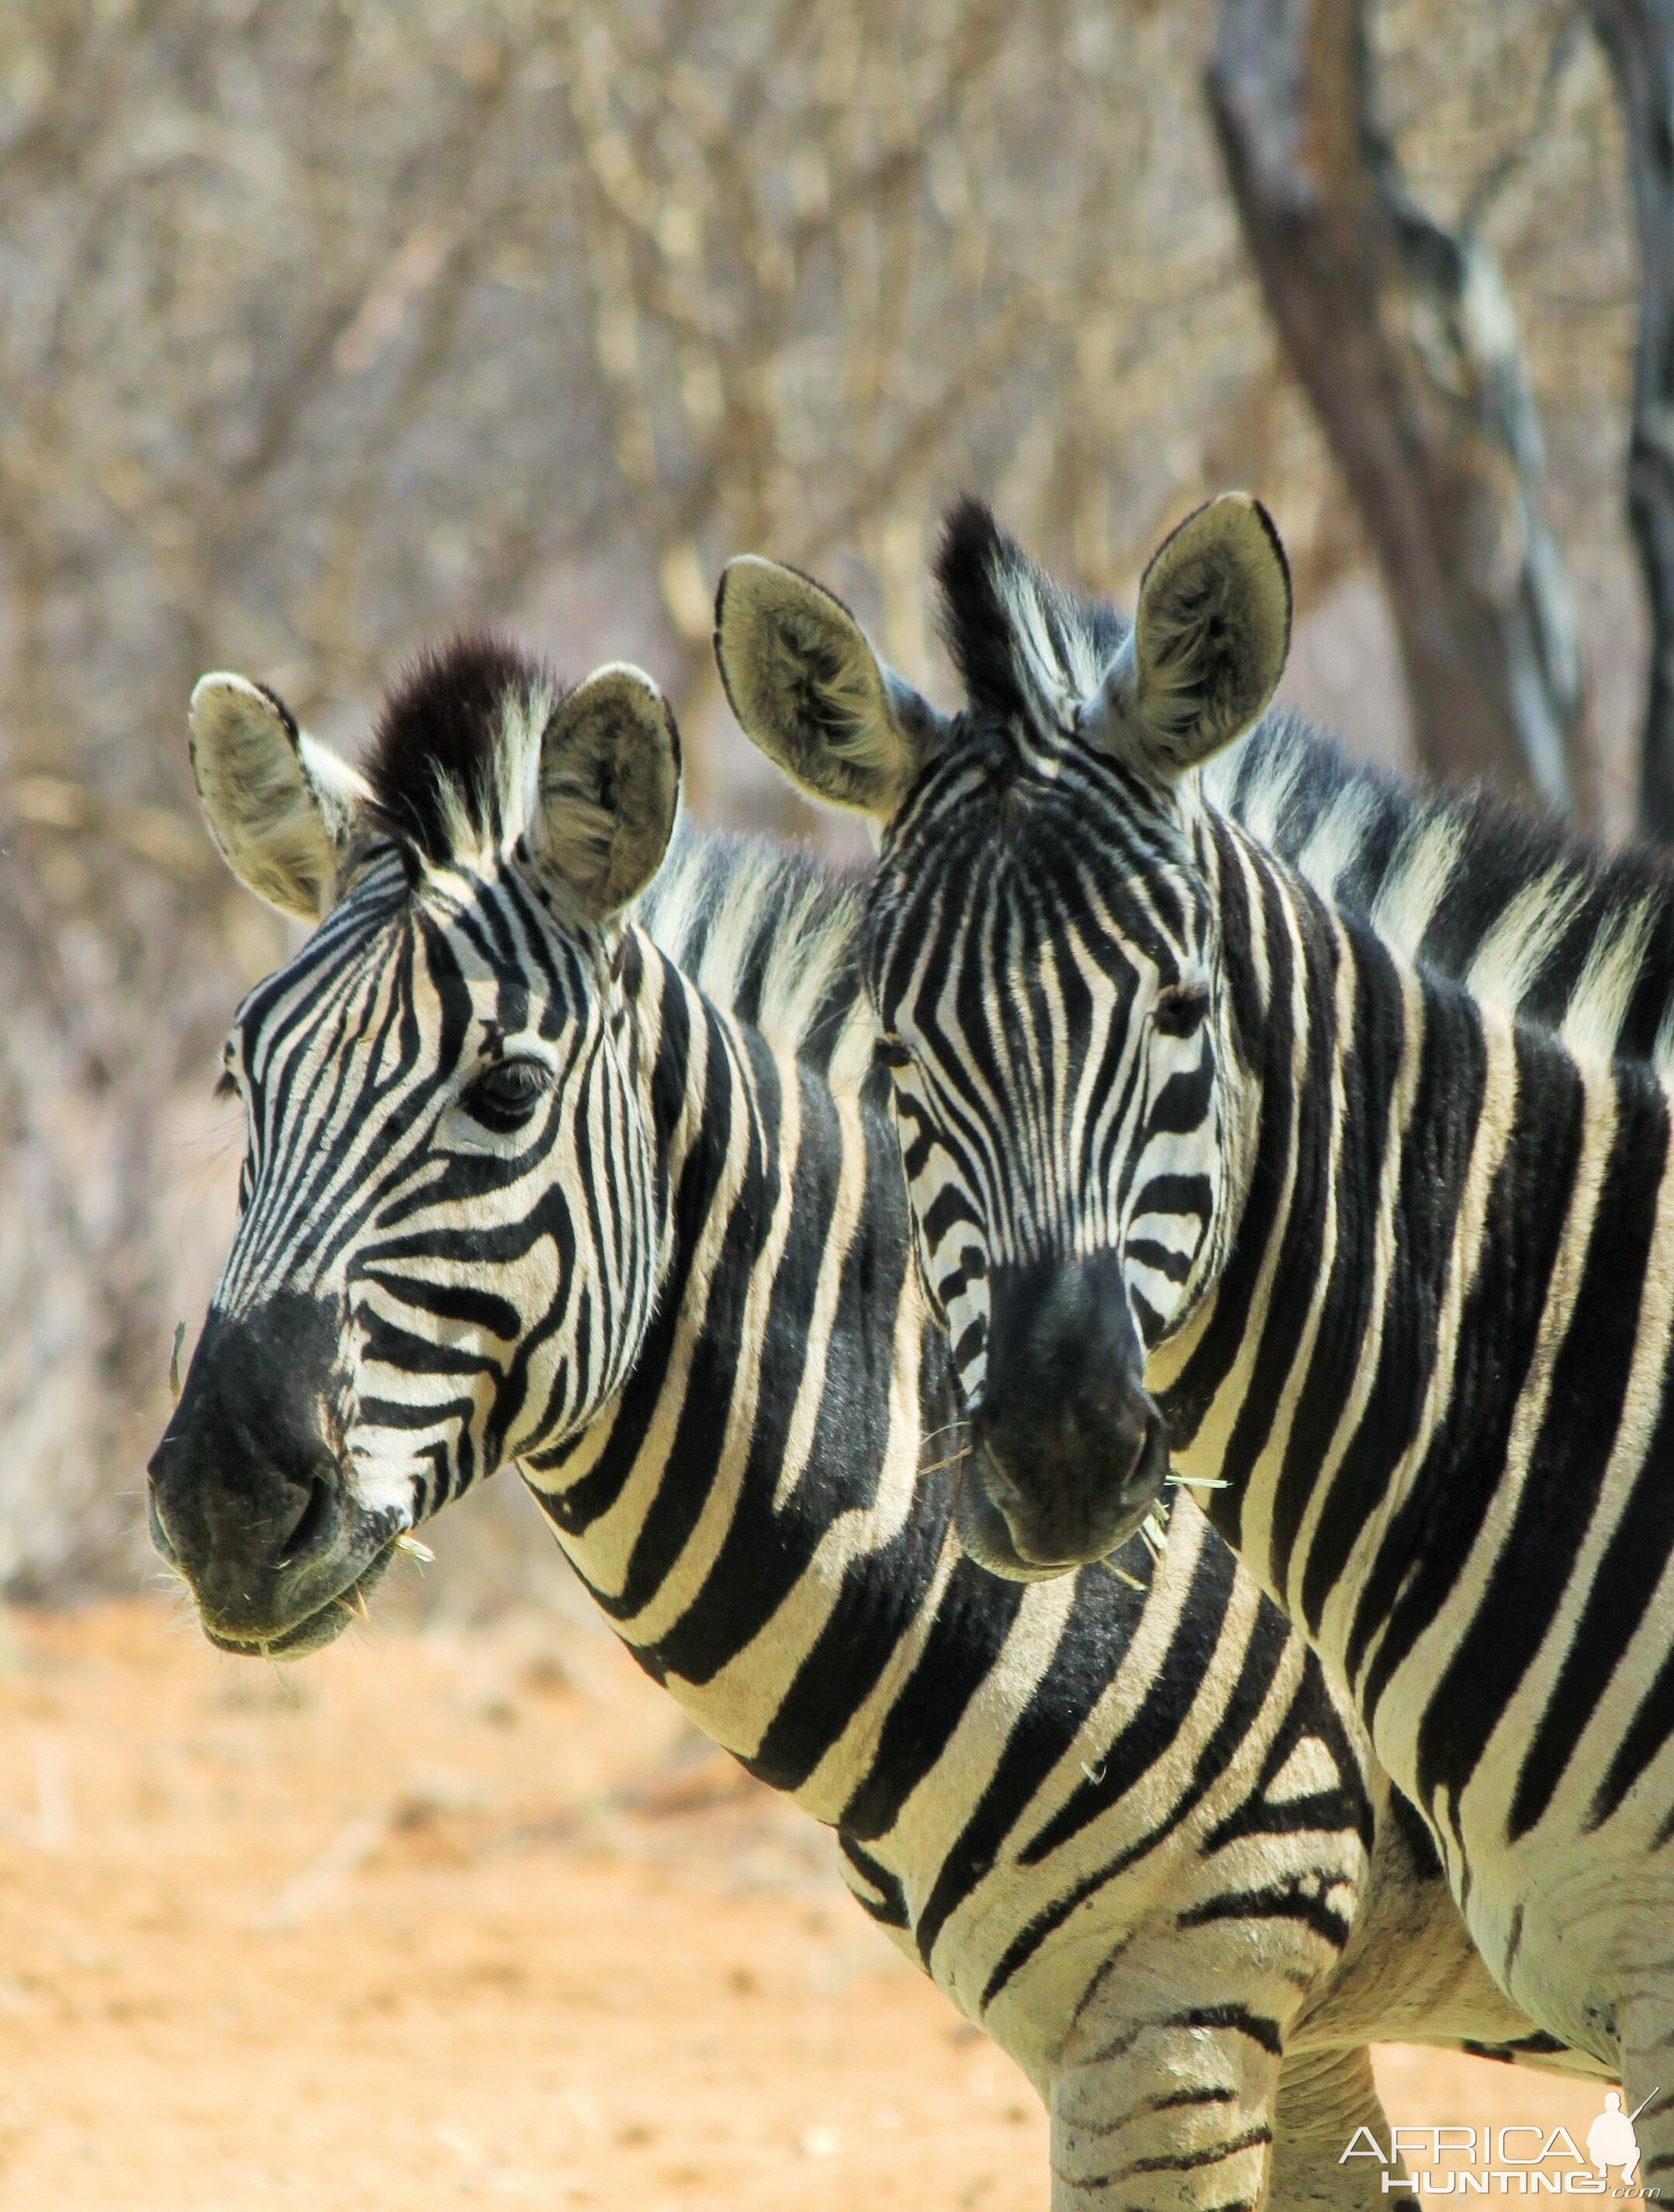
[714,555,949,820]
[533,663,681,922]
[1081,494,1292,781]
[189,673,371,920]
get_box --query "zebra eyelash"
[213,1066,239,1103]
[461,1055,555,1133]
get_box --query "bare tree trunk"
[1207,0,1586,811]
[1584,1,1674,840]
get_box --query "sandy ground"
[0,1594,1619,2212]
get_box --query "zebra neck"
[1154,813,1674,1702]
[524,948,961,1808]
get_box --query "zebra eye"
[1152,981,1210,1038]
[875,1036,914,1071]
[463,1057,553,1132]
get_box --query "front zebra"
[719,495,1674,2163]
[150,633,1597,2210]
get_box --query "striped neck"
[521,935,964,1817]
[1153,811,1674,1712]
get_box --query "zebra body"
[716,497,1674,2157]
[152,640,1595,2212]
[1153,808,1674,2072]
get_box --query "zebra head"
[717,496,1289,1578]
[148,639,681,1653]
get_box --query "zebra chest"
[1436,1833,1659,2073]
[821,1508,1378,2080]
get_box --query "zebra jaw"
[193,1539,398,1660]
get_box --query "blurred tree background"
[0,0,1648,1596]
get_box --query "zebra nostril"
[1122,1409,1168,1505]
[277,1470,339,1570]
[147,1483,180,1566]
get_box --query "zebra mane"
[1205,719,1674,1074]
[936,498,1124,731]
[354,633,874,1091]
[363,631,563,867]
[634,820,877,1099]
[931,501,1674,1073]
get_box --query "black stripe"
[840,1537,1027,1840]
[651,1063,873,1689]
[1205,878,1339,1580]
[1161,826,1289,1524]
[609,1019,777,1623]
[1500,1073,1668,1838]
[981,1580,1288,2009]
[1361,1025,1585,1801]
[1267,924,1402,1600]
[1020,1530,1236,1864]
[1300,963,1485,1646]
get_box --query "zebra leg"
[1620,1982,1674,2196]
[1048,2005,1281,2211]
[1266,2045,1399,2212]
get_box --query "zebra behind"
[150,635,1595,2212]
[718,495,1674,2164]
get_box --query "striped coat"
[714,494,1674,2179]
[153,639,1597,2212]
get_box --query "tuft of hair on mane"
[365,631,562,865]
[933,496,1124,729]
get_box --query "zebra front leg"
[1266,2045,1402,2212]
[1049,2007,1281,2212]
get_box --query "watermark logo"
[1588,2097,1645,2189]
[1340,2093,1661,2197]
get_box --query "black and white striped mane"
[936,495,1126,735]
[935,504,1674,1071]
[635,825,875,1096]
[358,632,877,1096]
[1211,721,1674,1071]
[362,632,566,865]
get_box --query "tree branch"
[1582,0,1674,837]
[1207,0,1586,807]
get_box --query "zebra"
[150,634,1600,2212]
[715,491,1674,2166]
